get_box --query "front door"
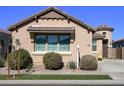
[103,39,108,58]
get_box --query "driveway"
[99,59,124,80]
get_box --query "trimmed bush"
[68,61,76,70]
[0,57,4,67]
[7,49,33,70]
[80,55,97,70]
[43,52,64,70]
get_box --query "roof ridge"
[8,7,96,32]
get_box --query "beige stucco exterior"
[96,30,112,48]
[96,29,113,58]
[9,7,112,66]
[12,18,93,65]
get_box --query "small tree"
[15,39,21,76]
[7,38,21,79]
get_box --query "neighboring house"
[113,38,124,48]
[0,29,11,59]
[8,7,113,65]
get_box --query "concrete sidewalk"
[0,80,124,86]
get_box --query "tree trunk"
[17,47,20,76]
[7,62,10,79]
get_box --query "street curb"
[0,80,124,86]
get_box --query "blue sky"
[0,6,124,40]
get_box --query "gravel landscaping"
[1,59,124,80]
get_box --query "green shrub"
[43,52,64,70]
[80,55,97,70]
[68,61,76,70]
[98,56,102,61]
[7,49,33,70]
[0,57,4,67]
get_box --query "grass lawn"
[0,75,112,80]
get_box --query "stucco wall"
[92,39,103,59]
[108,47,124,59]
[97,39,103,58]
[108,47,112,59]
[122,47,124,60]
[12,18,93,65]
[96,30,112,48]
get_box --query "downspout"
[76,45,80,69]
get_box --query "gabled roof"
[8,7,96,32]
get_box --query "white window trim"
[32,51,72,56]
[92,51,99,54]
[35,34,70,52]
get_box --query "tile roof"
[96,25,114,31]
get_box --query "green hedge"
[7,49,33,69]
[0,57,5,68]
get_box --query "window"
[35,35,46,52]
[92,39,97,51]
[35,34,70,52]
[122,41,124,46]
[103,32,106,35]
[59,35,70,51]
[103,32,106,38]
[48,35,58,51]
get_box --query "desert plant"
[43,52,64,70]
[0,56,5,67]
[7,49,33,70]
[80,55,97,70]
[68,61,76,70]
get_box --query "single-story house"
[0,29,11,59]
[8,7,113,65]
